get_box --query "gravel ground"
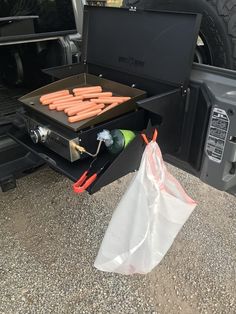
[0,165,236,314]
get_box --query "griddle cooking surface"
[22,86,94,132]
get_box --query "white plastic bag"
[94,136,197,275]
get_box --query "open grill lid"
[82,6,201,90]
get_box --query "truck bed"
[0,85,26,123]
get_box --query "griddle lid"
[82,6,201,88]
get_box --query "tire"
[123,0,236,70]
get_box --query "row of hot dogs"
[39,86,131,123]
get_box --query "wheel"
[123,0,236,70]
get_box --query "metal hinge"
[181,85,188,97]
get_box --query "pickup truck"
[1,0,236,196]
[0,0,80,191]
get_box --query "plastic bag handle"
[152,129,158,142]
[141,129,158,145]
[141,134,149,145]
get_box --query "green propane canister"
[97,129,136,154]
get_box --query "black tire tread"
[207,0,236,68]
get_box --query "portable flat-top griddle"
[20,73,146,132]
[9,6,201,193]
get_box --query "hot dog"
[64,101,93,114]
[68,109,102,123]
[41,94,74,105]
[66,102,97,116]
[55,101,85,111]
[48,104,58,110]
[49,99,85,110]
[40,90,69,102]
[52,95,83,105]
[90,97,130,104]
[80,92,112,100]
[73,89,102,96]
[98,102,120,115]
[73,86,102,94]
[76,103,105,115]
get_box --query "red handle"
[73,172,98,194]
[73,171,88,189]
[83,173,98,190]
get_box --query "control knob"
[30,126,48,144]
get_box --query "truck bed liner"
[0,85,26,123]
